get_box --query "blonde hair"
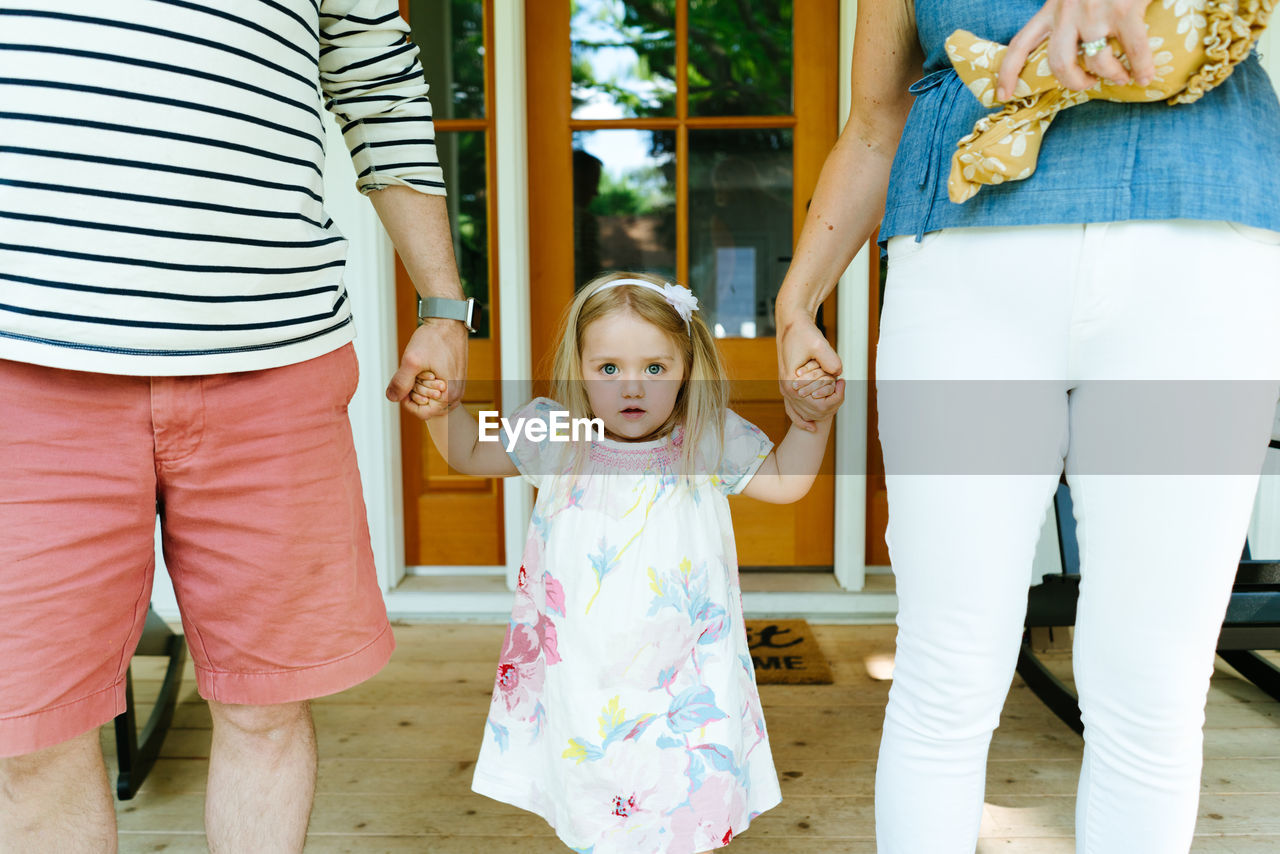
[550,271,730,479]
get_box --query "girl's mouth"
[620,408,646,419]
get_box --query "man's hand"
[997,0,1155,101]
[385,318,467,420]
[777,314,844,431]
[366,188,468,421]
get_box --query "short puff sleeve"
[709,410,773,495]
[505,397,570,489]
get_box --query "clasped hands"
[385,316,468,420]
[777,313,844,432]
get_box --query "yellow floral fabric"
[946,0,1274,203]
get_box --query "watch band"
[417,296,477,333]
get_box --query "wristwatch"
[417,295,478,333]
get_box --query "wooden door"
[398,0,505,567]
[526,0,840,567]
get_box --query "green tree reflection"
[571,0,793,119]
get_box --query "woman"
[774,1,1280,851]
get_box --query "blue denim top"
[881,0,1280,243]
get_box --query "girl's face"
[580,310,686,442]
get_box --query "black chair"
[113,606,187,800]
[1018,437,1280,735]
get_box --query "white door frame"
[834,0,872,590]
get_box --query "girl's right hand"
[794,359,846,423]
[793,359,841,401]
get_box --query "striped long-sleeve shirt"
[0,0,445,375]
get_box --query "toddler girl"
[414,271,841,854]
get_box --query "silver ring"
[1080,37,1109,57]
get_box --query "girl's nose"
[621,374,645,397]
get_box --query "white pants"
[874,220,1280,854]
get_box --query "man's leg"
[0,730,116,854]
[155,346,392,851]
[0,361,160,853]
[205,701,316,854]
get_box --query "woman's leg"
[874,226,1079,852]
[876,471,1061,851]
[1066,220,1280,853]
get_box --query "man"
[0,1,463,850]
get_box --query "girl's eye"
[601,364,617,376]
[646,364,664,375]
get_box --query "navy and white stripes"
[0,0,445,374]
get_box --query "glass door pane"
[573,129,677,284]
[410,0,487,119]
[688,128,793,338]
[571,0,677,118]
[687,0,793,116]
[436,131,491,337]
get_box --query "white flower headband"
[593,278,700,333]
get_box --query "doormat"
[746,619,834,685]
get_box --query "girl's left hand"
[996,0,1156,101]
[410,372,449,413]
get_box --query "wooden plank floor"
[108,624,1280,853]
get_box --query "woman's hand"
[770,0,921,432]
[996,0,1156,101]
[777,314,844,432]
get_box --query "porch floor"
[112,625,1280,852]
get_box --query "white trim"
[833,0,870,591]
[382,589,897,623]
[322,118,406,593]
[151,524,179,619]
[407,565,507,577]
[1246,29,1280,558]
[494,0,534,592]
[1248,408,1280,557]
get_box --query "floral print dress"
[471,398,782,854]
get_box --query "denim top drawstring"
[905,68,966,242]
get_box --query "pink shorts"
[0,344,394,756]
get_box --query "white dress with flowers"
[471,397,782,854]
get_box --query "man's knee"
[208,700,312,739]
[0,751,43,798]
[0,729,104,797]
